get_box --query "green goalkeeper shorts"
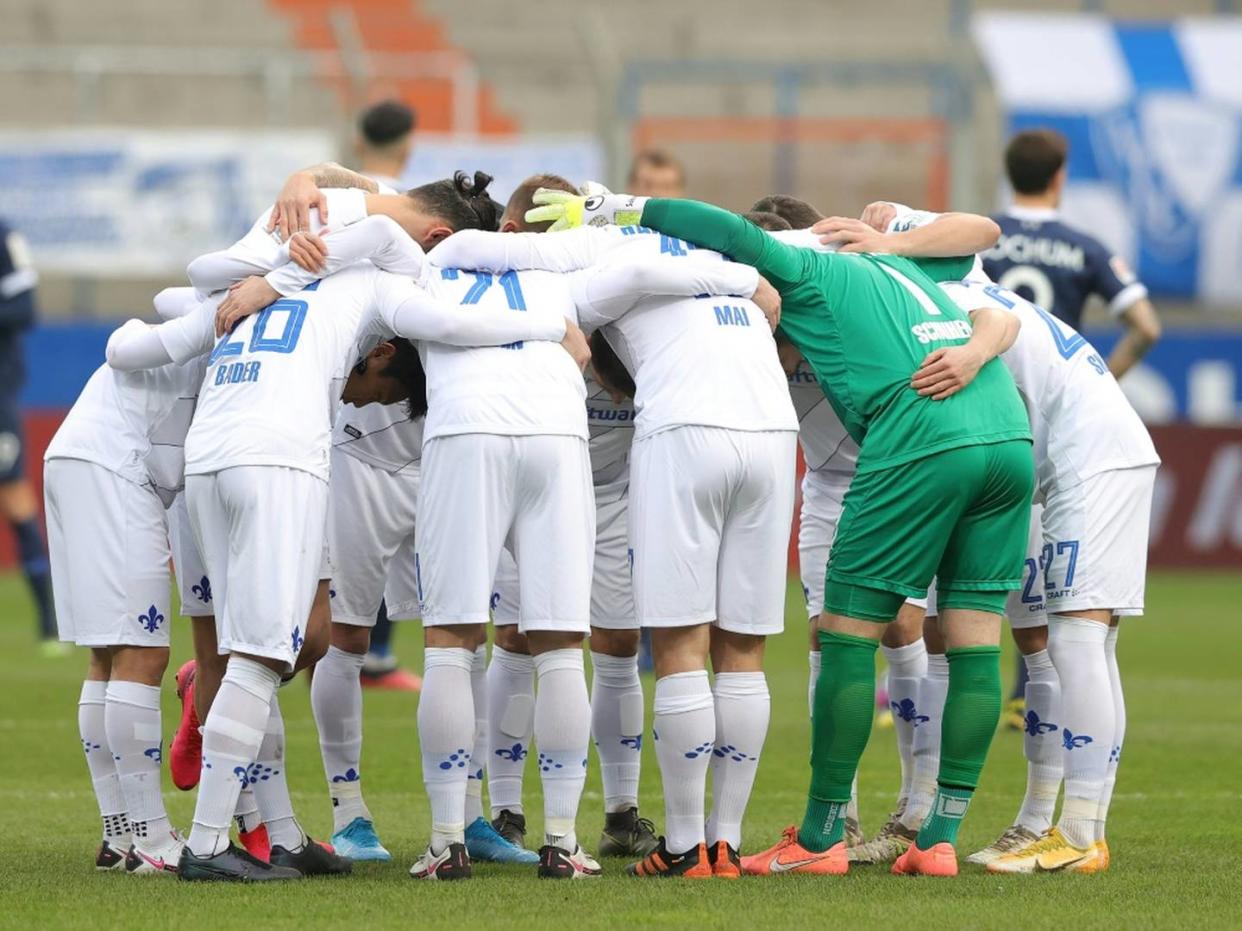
[822,439,1035,621]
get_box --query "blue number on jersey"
[450,269,527,349]
[208,280,318,364]
[978,281,1088,361]
[659,234,694,256]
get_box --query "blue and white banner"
[0,130,336,276]
[973,13,1242,304]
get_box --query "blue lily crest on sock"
[144,745,162,763]
[1062,728,1093,750]
[495,742,527,762]
[332,767,361,783]
[1024,710,1057,736]
[891,698,930,725]
[620,734,642,751]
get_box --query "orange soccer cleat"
[169,660,202,790]
[892,841,959,877]
[708,840,742,879]
[628,839,713,879]
[740,826,848,876]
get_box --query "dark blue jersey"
[981,207,1147,330]
[0,221,38,394]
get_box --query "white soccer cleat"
[409,842,471,881]
[124,830,186,875]
[538,843,602,879]
[965,824,1042,866]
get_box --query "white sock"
[902,652,948,830]
[79,680,130,845]
[1098,626,1125,842]
[253,694,305,852]
[1015,647,1063,833]
[653,670,714,854]
[466,645,488,825]
[807,649,820,719]
[1048,615,1113,849]
[590,651,644,813]
[234,786,262,833]
[881,639,928,801]
[419,647,475,852]
[534,649,590,851]
[188,658,280,857]
[104,680,172,846]
[706,671,769,849]
[310,645,371,833]
[486,645,534,817]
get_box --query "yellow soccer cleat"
[1003,696,1026,731]
[1066,840,1110,874]
[986,827,1092,875]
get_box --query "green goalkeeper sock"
[915,644,1002,849]
[798,630,879,853]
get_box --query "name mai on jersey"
[985,234,1085,272]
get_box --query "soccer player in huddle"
[530,188,1032,878]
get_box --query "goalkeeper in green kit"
[529,190,1034,878]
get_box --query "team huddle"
[47,133,1158,882]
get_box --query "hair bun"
[453,170,494,200]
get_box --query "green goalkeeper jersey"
[639,198,1031,473]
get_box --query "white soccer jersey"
[941,280,1159,491]
[332,402,424,474]
[430,226,796,439]
[585,370,634,490]
[787,358,859,474]
[114,264,567,482]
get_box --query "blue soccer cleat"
[330,817,392,862]
[465,816,539,864]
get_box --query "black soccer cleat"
[627,837,713,878]
[538,843,603,879]
[95,840,127,871]
[269,838,353,876]
[598,807,659,858]
[178,843,302,882]
[491,809,528,848]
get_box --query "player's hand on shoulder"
[289,230,330,273]
[525,189,645,231]
[910,345,985,401]
[267,171,327,242]
[859,202,898,234]
[559,318,592,372]
[752,275,781,331]
[216,276,279,336]
[813,216,891,254]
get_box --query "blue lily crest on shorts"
[137,605,164,633]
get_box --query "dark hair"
[408,170,502,232]
[627,148,685,185]
[750,194,823,229]
[503,173,580,231]
[589,330,635,400]
[359,99,416,148]
[1005,129,1068,195]
[378,338,427,419]
[742,210,792,232]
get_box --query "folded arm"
[570,255,759,329]
[265,215,426,296]
[107,299,217,371]
[428,226,611,274]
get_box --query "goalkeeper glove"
[525,188,648,231]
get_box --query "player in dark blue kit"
[983,129,1163,723]
[0,219,58,652]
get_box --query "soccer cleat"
[410,842,472,881]
[237,824,270,863]
[892,841,959,877]
[491,808,528,848]
[465,816,539,864]
[986,827,1091,874]
[1067,840,1109,874]
[359,667,422,692]
[598,806,659,858]
[627,839,711,879]
[178,843,302,882]
[96,840,128,871]
[848,816,917,864]
[169,660,202,790]
[845,815,864,848]
[125,831,185,875]
[740,826,848,876]
[330,817,392,862]
[965,823,1042,866]
[708,840,741,879]
[1003,696,1027,731]
[269,838,353,876]
[540,843,603,879]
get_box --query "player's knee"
[330,622,371,655]
[110,645,170,685]
[1010,623,1048,655]
[494,624,529,654]
[589,626,638,657]
[527,629,584,655]
[425,623,486,650]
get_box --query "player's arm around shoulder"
[909,306,1020,401]
[106,296,218,372]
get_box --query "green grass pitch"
[0,570,1239,929]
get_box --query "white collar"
[1005,204,1060,222]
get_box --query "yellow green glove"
[525,189,648,231]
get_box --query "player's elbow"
[1129,304,1162,349]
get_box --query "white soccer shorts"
[1005,501,1047,629]
[797,468,853,619]
[1040,465,1157,617]
[327,448,421,626]
[630,426,796,635]
[491,483,636,630]
[45,459,171,648]
[417,433,595,634]
[185,465,328,670]
[169,492,213,618]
